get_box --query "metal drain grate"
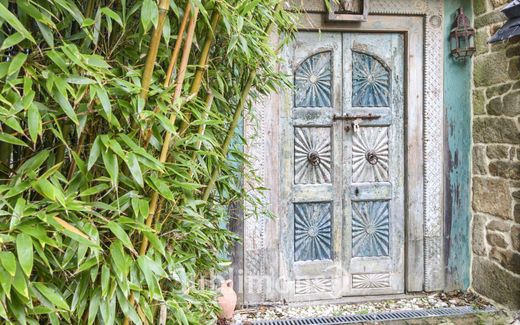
[252,306,496,325]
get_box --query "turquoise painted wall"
[444,0,472,290]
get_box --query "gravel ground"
[232,291,496,324]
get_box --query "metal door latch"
[333,114,381,133]
[332,113,381,121]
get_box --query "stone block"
[508,251,520,274]
[476,27,490,55]
[474,52,509,87]
[472,256,520,309]
[489,248,520,274]
[491,0,510,8]
[486,97,503,115]
[475,11,507,29]
[473,89,486,115]
[486,145,510,159]
[506,44,520,58]
[473,117,520,144]
[489,246,509,264]
[510,57,520,79]
[486,232,508,248]
[472,177,512,219]
[513,191,520,200]
[474,0,488,16]
[473,145,488,175]
[515,204,520,223]
[486,219,511,232]
[514,81,520,90]
[502,90,520,117]
[473,213,489,256]
[512,226,520,252]
[489,161,520,180]
[486,83,511,98]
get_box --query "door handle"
[332,113,381,121]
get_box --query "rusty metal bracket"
[332,113,381,121]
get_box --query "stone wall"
[472,0,520,309]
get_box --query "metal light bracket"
[327,0,369,22]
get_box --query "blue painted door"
[280,32,405,301]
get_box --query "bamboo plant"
[0,0,294,324]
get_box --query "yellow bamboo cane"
[143,4,200,147]
[124,6,200,325]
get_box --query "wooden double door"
[280,32,405,300]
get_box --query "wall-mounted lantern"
[450,7,476,61]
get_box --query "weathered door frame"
[240,1,445,305]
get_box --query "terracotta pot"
[217,280,237,320]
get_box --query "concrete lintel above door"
[241,1,445,305]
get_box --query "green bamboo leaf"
[125,152,144,187]
[85,55,111,69]
[47,51,69,73]
[109,241,127,276]
[100,296,116,325]
[33,178,57,201]
[116,288,142,325]
[0,300,7,320]
[0,32,24,51]
[5,117,24,134]
[88,137,103,170]
[79,183,110,197]
[51,89,79,125]
[34,283,70,311]
[143,231,165,257]
[36,21,54,48]
[102,150,118,185]
[0,266,13,297]
[0,133,28,147]
[0,2,36,43]
[16,234,33,277]
[140,0,157,32]
[93,85,112,121]
[106,221,135,253]
[0,252,17,276]
[100,265,110,297]
[16,1,55,27]
[28,103,42,143]
[66,76,96,85]
[140,256,167,277]
[49,216,98,248]
[147,176,174,201]
[17,150,49,174]
[7,52,27,76]
[12,264,28,298]
[101,7,123,26]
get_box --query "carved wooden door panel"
[280,32,405,301]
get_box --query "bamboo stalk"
[124,6,200,324]
[143,4,199,147]
[177,12,220,138]
[139,0,171,101]
[201,2,282,201]
[139,6,199,251]
[123,1,171,324]
[201,71,255,201]
[189,93,214,176]
[164,2,191,88]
